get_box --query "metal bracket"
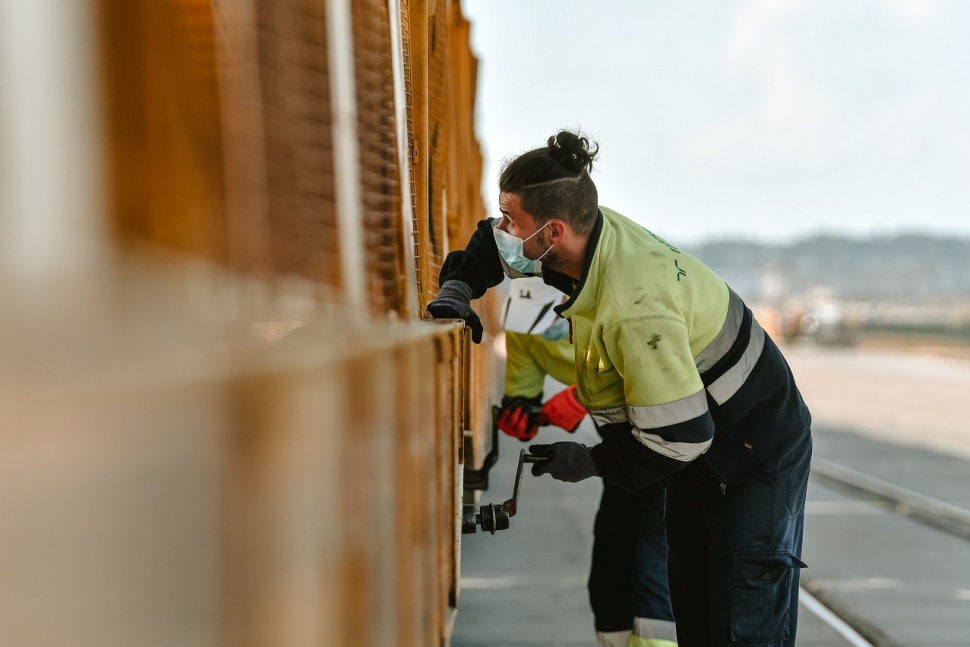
[463,405,501,491]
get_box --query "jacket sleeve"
[590,316,716,490]
[438,218,506,298]
[503,331,547,399]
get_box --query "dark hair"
[499,130,600,236]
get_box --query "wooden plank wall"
[0,0,497,645]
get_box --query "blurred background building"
[687,234,970,349]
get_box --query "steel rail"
[802,456,970,647]
[799,587,876,647]
[811,456,970,542]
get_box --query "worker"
[498,276,677,647]
[427,130,812,647]
[496,276,577,441]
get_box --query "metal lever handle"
[463,449,545,534]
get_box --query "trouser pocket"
[729,552,806,643]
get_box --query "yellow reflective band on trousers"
[628,638,677,647]
[597,631,677,647]
[631,617,678,647]
[597,630,631,647]
[597,625,678,647]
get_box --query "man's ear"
[548,219,567,242]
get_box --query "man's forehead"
[498,192,524,215]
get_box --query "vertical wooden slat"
[226,364,343,647]
[446,326,464,632]
[212,0,272,278]
[424,0,450,307]
[388,0,421,320]
[433,329,458,641]
[326,0,367,309]
[352,0,407,317]
[257,0,341,287]
[97,0,226,260]
[394,341,420,647]
[448,5,486,244]
[339,357,380,645]
[408,0,432,312]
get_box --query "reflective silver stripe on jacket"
[589,394,712,461]
[694,288,745,373]
[589,406,628,427]
[627,389,709,429]
[706,319,766,405]
[589,389,708,429]
[631,429,713,462]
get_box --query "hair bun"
[547,130,598,174]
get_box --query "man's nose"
[496,218,510,233]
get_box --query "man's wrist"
[439,279,473,300]
[589,444,605,478]
[502,393,543,408]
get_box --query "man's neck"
[559,238,589,282]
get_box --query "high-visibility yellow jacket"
[440,207,811,489]
[504,329,576,399]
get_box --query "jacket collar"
[549,209,605,318]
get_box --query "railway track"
[800,438,970,647]
[811,457,970,543]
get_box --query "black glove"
[529,442,601,483]
[427,280,484,343]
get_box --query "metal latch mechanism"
[463,406,502,492]
[461,448,545,535]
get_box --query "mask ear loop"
[521,220,550,243]
[536,240,555,261]
[532,222,555,261]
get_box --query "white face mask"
[493,220,554,277]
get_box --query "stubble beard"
[528,230,563,273]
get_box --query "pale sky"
[460,0,970,246]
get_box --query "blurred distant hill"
[687,234,970,302]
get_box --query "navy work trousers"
[663,435,812,647]
[588,480,674,632]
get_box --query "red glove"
[539,385,587,433]
[497,396,542,441]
